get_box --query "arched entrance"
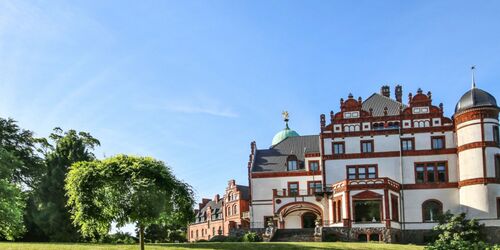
[302,212,317,228]
[276,202,322,229]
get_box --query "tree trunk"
[139,224,145,250]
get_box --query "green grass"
[0,242,424,250]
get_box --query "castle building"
[187,180,250,242]
[247,80,500,243]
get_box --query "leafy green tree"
[0,148,26,240]
[426,212,492,250]
[0,117,48,241]
[34,128,100,242]
[66,155,194,250]
[0,118,45,189]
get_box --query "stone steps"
[271,229,316,242]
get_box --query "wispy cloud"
[140,94,239,118]
[163,103,238,118]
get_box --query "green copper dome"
[271,124,299,146]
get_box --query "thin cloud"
[164,103,238,118]
[139,94,239,118]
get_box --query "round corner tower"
[454,85,500,220]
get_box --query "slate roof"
[362,93,406,116]
[252,135,320,172]
[455,87,498,113]
[236,185,250,200]
[195,199,223,222]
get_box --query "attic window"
[287,155,298,171]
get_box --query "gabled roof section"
[252,135,319,173]
[236,185,250,200]
[362,93,406,117]
[195,199,223,217]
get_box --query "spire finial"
[471,65,476,89]
[282,111,290,129]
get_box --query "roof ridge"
[365,92,406,106]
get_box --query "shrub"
[242,232,262,242]
[224,236,242,242]
[101,231,138,244]
[425,212,492,250]
[209,235,227,242]
[196,239,208,242]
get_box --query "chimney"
[380,85,390,98]
[214,194,220,203]
[395,85,403,103]
[199,198,211,210]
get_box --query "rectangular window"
[348,167,357,180]
[288,182,299,196]
[431,136,445,150]
[288,160,298,171]
[495,155,500,181]
[494,126,500,145]
[415,162,448,183]
[361,140,374,153]
[401,138,414,151]
[333,142,345,155]
[437,163,446,182]
[497,198,500,219]
[347,165,378,180]
[391,194,399,222]
[416,164,425,183]
[354,200,381,222]
[308,181,322,195]
[309,161,320,171]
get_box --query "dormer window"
[287,155,298,171]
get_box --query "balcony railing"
[273,189,323,197]
[331,177,401,193]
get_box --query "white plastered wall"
[402,188,459,229]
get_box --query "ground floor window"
[353,200,381,223]
[391,194,399,222]
[332,198,342,223]
[422,199,443,222]
[497,197,500,219]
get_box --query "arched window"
[218,226,222,235]
[422,199,443,222]
[196,230,198,238]
[227,206,231,216]
[212,227,215,236]
[287,155,298,171]
[233,204,238,215]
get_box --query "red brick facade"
[187,179,249,242]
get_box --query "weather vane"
[471,65,476,88]
[282,111,289,122]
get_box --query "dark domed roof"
[455,87,498,113]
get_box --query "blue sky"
[1,0,500,221]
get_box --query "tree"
[34,128,100,242]
[65,155,194,250]
[426,212,491,250]
[0,148,26,240]
[0,117,47,241]
[0,118,45,189]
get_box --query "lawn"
[0,242,424,250]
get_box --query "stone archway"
[276,202,322,229]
